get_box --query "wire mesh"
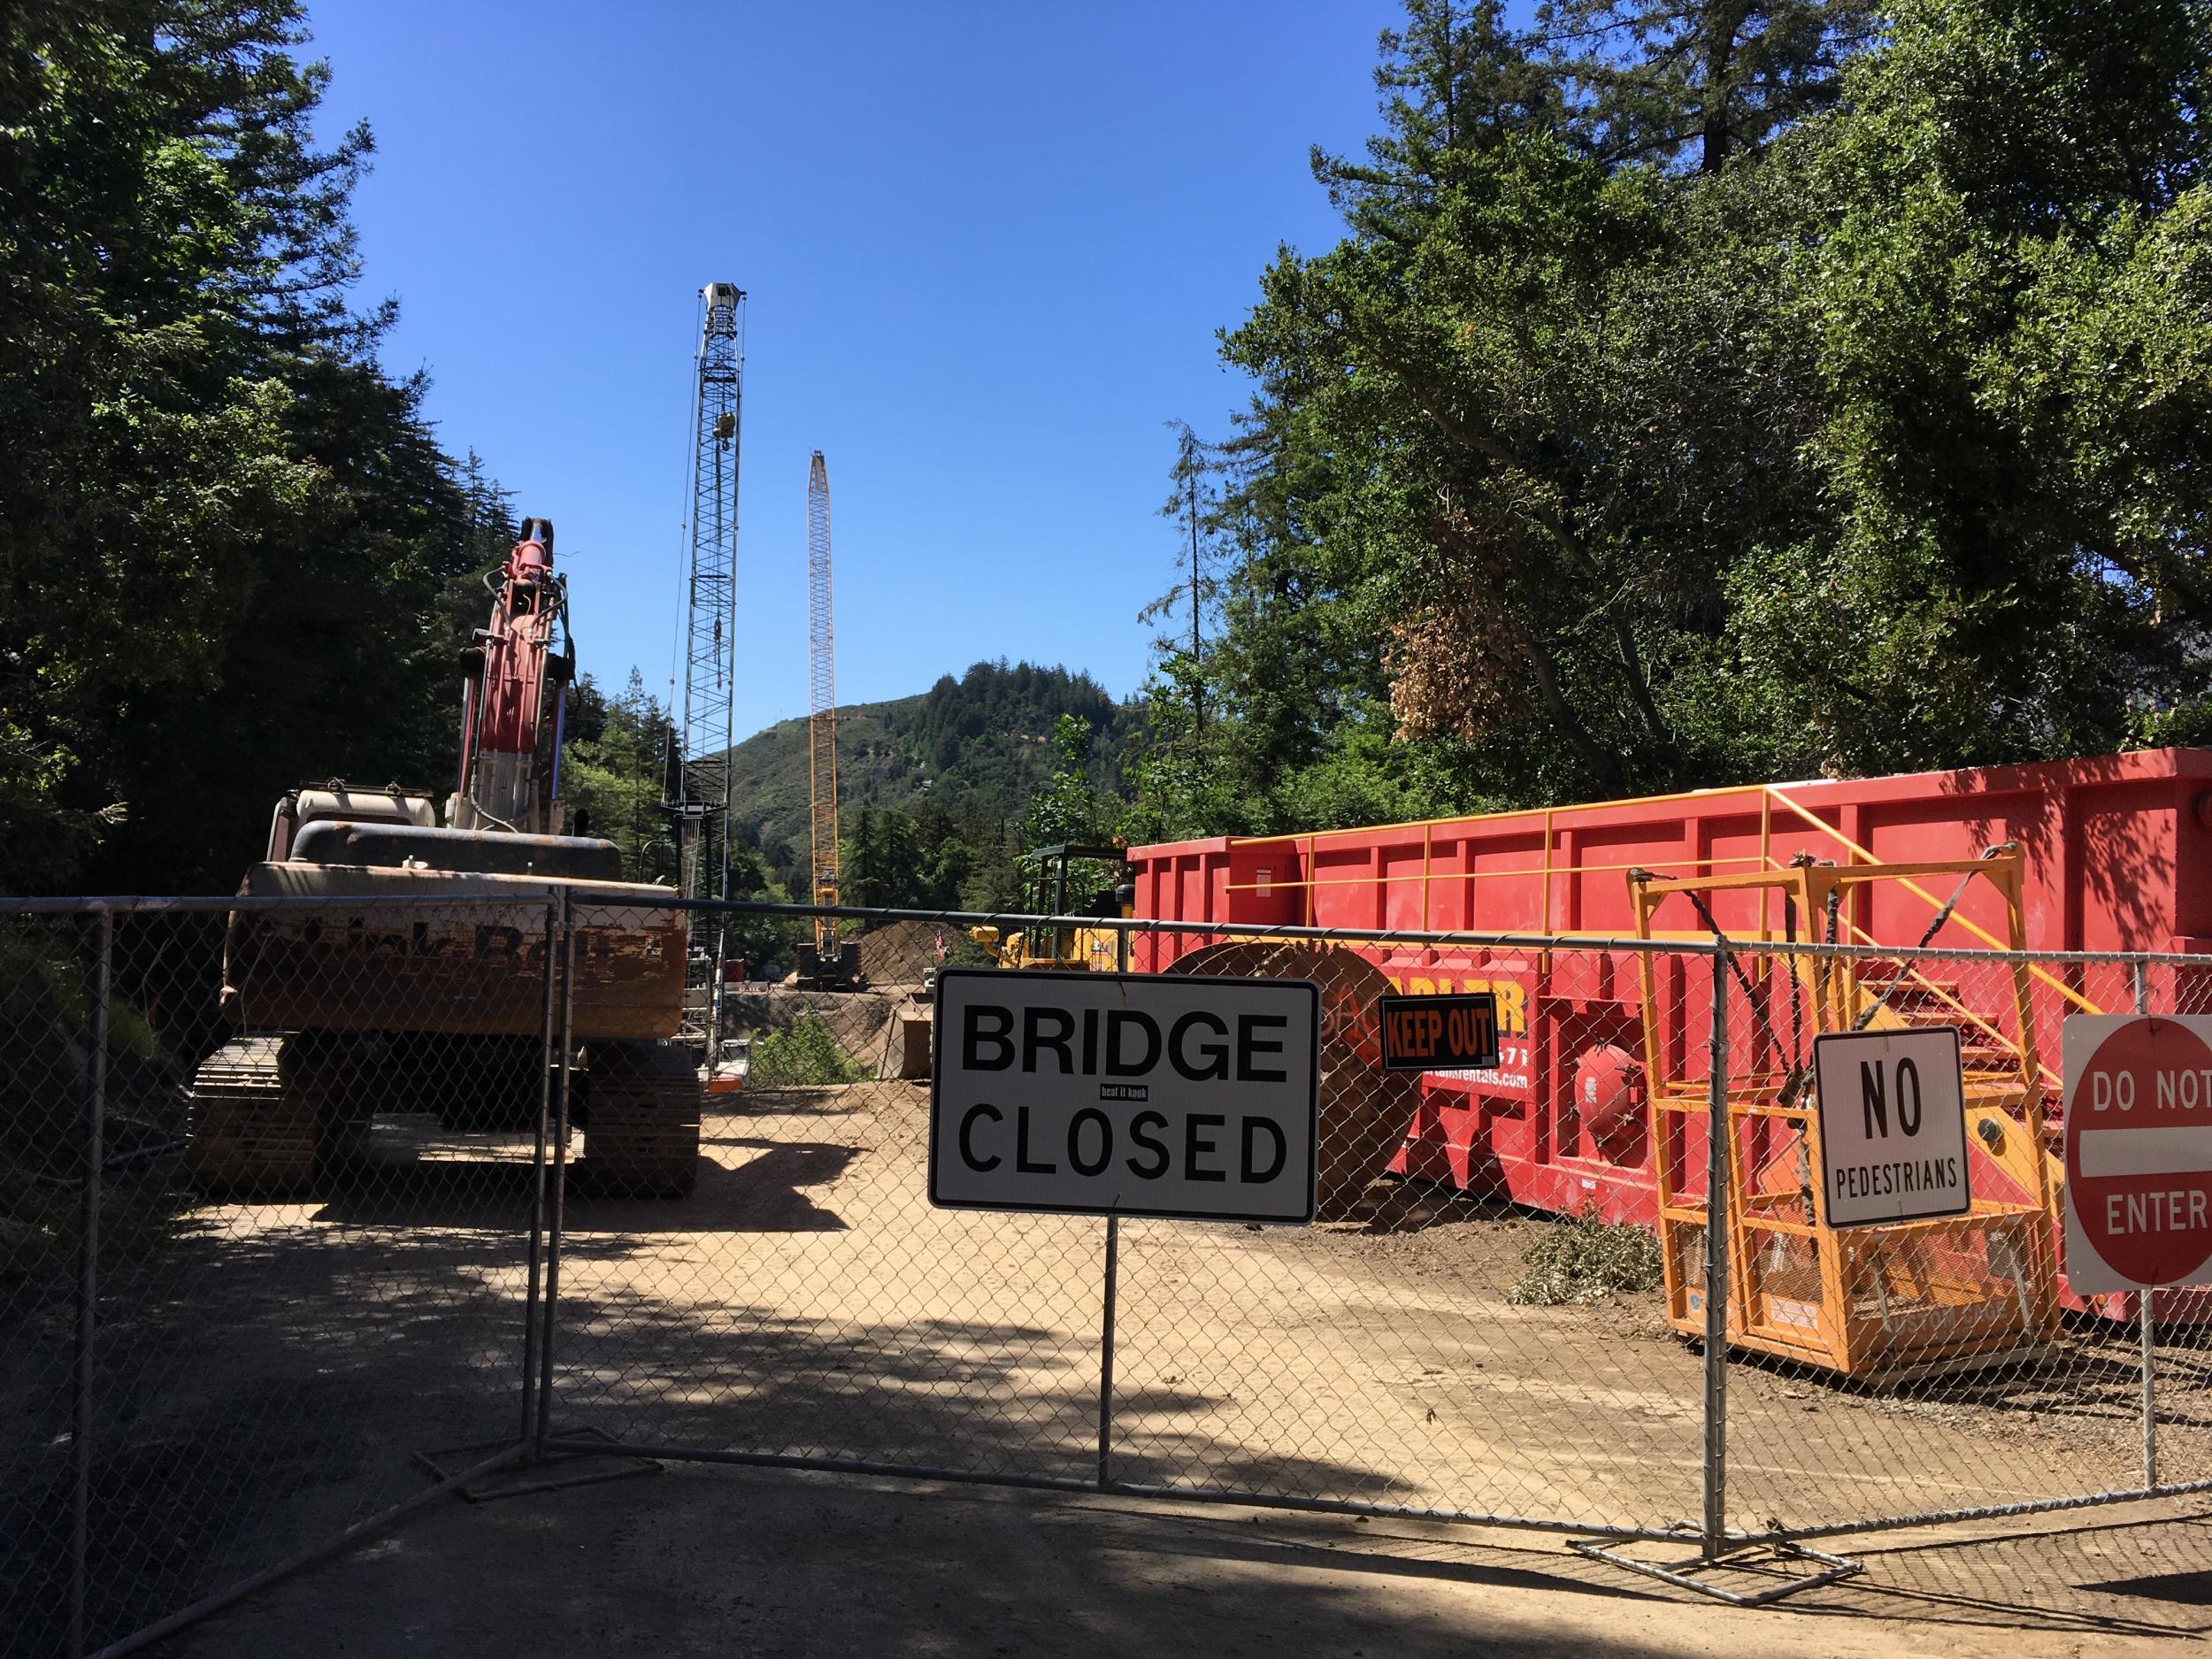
[15,888,2212,1651]
[541,905,1720,1538]
[1708,938,2212,1539]
[1,898,553,1655]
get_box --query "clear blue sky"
[304,0,1401,742]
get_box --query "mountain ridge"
[726,659,1140,882]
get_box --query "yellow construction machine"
[969,843,1131,972]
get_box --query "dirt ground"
[171,1466,2212,1658]
[12,1073,2212,1654]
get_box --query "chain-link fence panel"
[542,899,1106,1485]
[0,911,104,1655]
[1694,940,2212,1548]
[25,882,2212,1647]
[1104,936,1710,1534]
[3,897,557,1656]
[543,904,1732,1540]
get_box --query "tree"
[1536,1,1878,173]
[0,1,517,891]
[1168,0,2210,833]
[1731,0,2212,772]
[563,671,679,880]
[1140,422,1226,731]
[1021,714,1119,851]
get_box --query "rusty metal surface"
[1166,941,1417,1221]
[220,869,686,1040]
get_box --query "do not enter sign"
[2062,1014,2212,1294]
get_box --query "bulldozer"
[187,518,703,1197]
[968,843,1132,972]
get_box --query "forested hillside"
[1127,0,2212,845]
[724,659,1136,897]
[0,2,519,893]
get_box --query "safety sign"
[1811,1026,1970,1227]
[2062,1014,2212,1294]
[929,968,1319,1224]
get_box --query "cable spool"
[1167,941,1417,1220]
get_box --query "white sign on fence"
[1811,1026,1970,1227]
[929,968,1320,1224]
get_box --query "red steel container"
[1128,749,2212,1279]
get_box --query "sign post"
[1810,1027,1971,1227]
[929,968,1321,1224]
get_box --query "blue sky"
[304,0,1399,741]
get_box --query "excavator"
[187,518,703,1196]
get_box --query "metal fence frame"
[11,892,2212,1651]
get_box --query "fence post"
[520,895,560,1448]
[1097,1217,1119,1490]
[71,906,111,1658]
[1701,941,1731,1560]
[1097,920,1130,1492]
[534,888,577,1460]
[2132,958,2158,1491]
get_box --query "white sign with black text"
[1811,1026,1971,1228]
[929,968,1320,1224]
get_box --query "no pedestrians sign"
[1811,1027,1970,1227]
[2062,1015,2212,1294]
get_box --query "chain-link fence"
[1,896,556,1657]
[8,892,2212,1651]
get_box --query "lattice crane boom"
[671,281,744,1041]
[806,451,841,956]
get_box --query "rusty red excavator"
[188,518,703,1196]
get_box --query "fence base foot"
[1569,1536,1862,1607]
[415,1427,660,1502]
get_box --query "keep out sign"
[2062,1014,2212,1294]
[928,968,1320,1224]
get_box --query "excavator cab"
[188,517,703,1199]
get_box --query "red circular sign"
[2069,1019,2212,1288]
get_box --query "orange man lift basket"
[1632,851,2062,1380]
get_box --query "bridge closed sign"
[1811,1027,1970,1227]
[929,968,1319,1224]
[2062,1015,2212,1294]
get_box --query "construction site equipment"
[1632,854,2059,1379]
[188,519,703,1197]
[797,449,860,990]
[1126,747,2212,1358]
[967,844,1132,972]
[666,282,747,1047]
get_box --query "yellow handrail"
[1760,787,2102,1017]
[1221,854,1767,895]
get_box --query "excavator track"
[581,1040,702,1197]
[187,1035,321,1194]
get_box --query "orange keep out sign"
[1378,991,1501,1073]
[2062,1014,2212,1294]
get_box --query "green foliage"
[841,801,984,912]
[1136,0,2212,838]
[563,670,680,881]
[748,1010,868,1087]
[1508,1209,1666,1305]
[0,2,517,893]
[723,660,1140,895]
[1535,0,1877,173]
[1020,715,1118,849]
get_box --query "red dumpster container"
[1128,749,2212,1316]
